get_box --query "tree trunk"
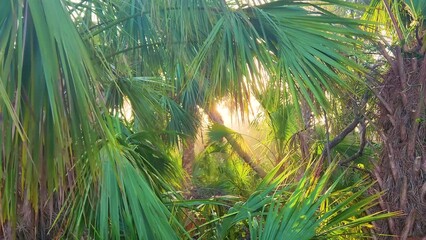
[207,107,266,178]
[182,138,195,176]
[374,51,426,238]
[181,106,199,183]
[299,98,313,161]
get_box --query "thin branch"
[377,42,398,75]
[320,93,370,161]
[382,0,404,43]
[340,119,367,165]
[366,75,394,115]
[321,116,363,159]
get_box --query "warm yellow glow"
[215,96,261,128]
[122,97,133,121]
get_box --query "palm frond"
[218,163,396,239]
[64,142,181,239]
[77,0,371,115]
[0,0,106,230]
[0,1,187,238]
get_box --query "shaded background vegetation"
[0,0,425,239]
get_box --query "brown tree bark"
[182,137,195,176]
[374,48,426,239]
[181,106,200,181]
[207,107,266,178]
[299,98,313,161]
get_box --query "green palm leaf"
[218,163,396,239]
[65,143,181,239]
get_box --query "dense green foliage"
[2,0,419,239]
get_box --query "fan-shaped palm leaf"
[218,163,396,239]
